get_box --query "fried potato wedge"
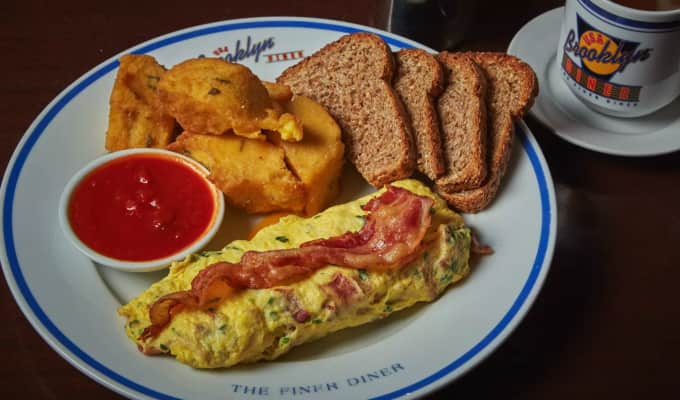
[274,96,345,215]
[105,54,176,151]
[167,132,306,214]
[158,58,303,142]
[167,96,345,215]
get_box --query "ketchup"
[68,153,216,262]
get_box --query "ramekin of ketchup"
[59,149,224,272]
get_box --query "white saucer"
[508,7,680,157]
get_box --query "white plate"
[0,17,556,400]
[509,7,680,157]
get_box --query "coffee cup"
[557,0,680,118]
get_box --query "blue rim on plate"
[0,17,555,400]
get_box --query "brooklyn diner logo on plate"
[199,35,305,64]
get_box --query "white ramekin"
[58,148,224,272]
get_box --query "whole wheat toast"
[394,49,445,180]
[434,52,488,192]
[277,33,415,187]
[436,52,538,213]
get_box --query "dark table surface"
[2,0,679,398]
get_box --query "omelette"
[118,179,471,368]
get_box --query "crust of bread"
[434,52,488,192]
[394,49,445,180]
[277,32,415,187]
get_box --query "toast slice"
[434,52,488,192]
[277,32,415,187]
[436,52,538,213]
[394,49,445,180]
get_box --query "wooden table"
[2,0,679,398]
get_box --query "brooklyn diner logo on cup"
[557,0,680,117]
